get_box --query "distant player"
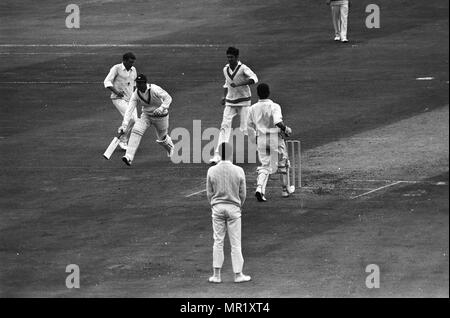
[210,47,258,164]
[247,83,292,202]
[104,52,138,150]
[119,74,174,166]
[326,0,350,43]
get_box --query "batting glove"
[283,126,292,137]
[153,107,167,117]
[118,124,127,134]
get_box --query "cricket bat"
[103,133,123,160]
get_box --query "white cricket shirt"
[223,61,258,107]
[104,63,137,102]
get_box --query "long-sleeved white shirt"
[247,99,283,136]
[223,61,258,107]
[122,83,172,126]
[103,63,137,102]
[206,160,246,208]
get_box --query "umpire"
[206,142,251,283]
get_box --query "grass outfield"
[0,0,448,297]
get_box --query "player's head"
[122,52,136,70]
[226,47,239,65]
[135,74,147,92]
[257,83,270,99]
[219,142,233,161]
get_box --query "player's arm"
[153,85,172,115]
[273,103,292,137]
[221,87,228,105]
[206,171,214,204]
[239,168,247,205]
[221,75,228,105]
[104,66,124,97]
[231,66,258,87]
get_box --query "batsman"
[119,74,174,166]
[247,83,293,202]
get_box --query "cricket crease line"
[350,181,404,200]
[0,81,100,84]
[185,189,207,197]
[0,44,222,48]
[0,52,102,55]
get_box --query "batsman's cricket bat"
[103,133,123,160]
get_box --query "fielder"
[247,83,292,202]
[326,0,350,43]
[210,47,258,164]
[104,52,138,150]
[206,142,251,283]
[119,74,174,166]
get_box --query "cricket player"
[326,0,350,42]
[247,83,292,202]
[210,47,258,164]
[206,142,251,283]
[104,52,138,150]
[119,74,174,166]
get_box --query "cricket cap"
[136,74,147,83]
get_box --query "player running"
[119,74,174,166]
[247,83,293,202]
[210,47,258,164]
[104,52,138,150]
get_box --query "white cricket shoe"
[341,38,349,43]
[209,154,221,165]
[208,276,222,284]
[122,155,132,166]
[334,35,341,41]
[234,274,251,283]
[282,188,290,198]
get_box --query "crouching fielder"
[247,83,292,202]
[119,74,174,166]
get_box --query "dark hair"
[122,52,136,61]
[257,83,270,99]
[219,142,233,161]
[226,47,239,57]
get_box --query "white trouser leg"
[227,215,243,273]
[125,117,149,161]
[216,106,237,153]
[331,5,341,37]
[278,139,289,189]
[150,115,173,156]
[212,213,226,269]
[340,4,349,40]
[237,106,249,135]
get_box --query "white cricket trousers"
[211,203,244,273]
[331,2,349,40]
[216,105,249,153]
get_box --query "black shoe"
[122,156,132,166]
[255,191,267,202]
